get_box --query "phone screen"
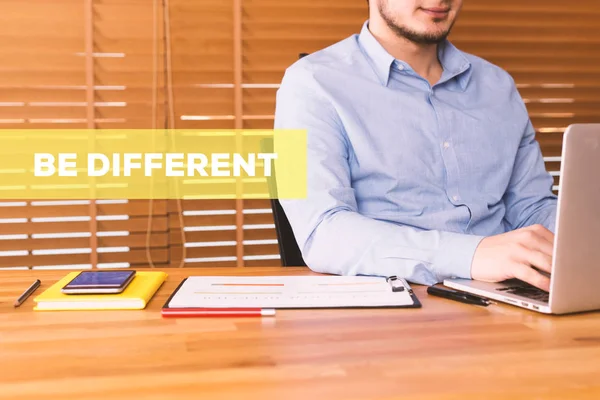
[65,271,135,288]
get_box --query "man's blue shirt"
[274,21,557,285]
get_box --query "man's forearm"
[283,203,485,286]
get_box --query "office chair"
[259,52,312,266]
[261,138,307,267]
[262,53,312,266]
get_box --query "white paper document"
[167,275,416,309]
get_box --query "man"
[273,0,557,291]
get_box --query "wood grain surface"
[2,267,600,400]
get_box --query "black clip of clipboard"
[385,276,421,308]
[386,275,408,292]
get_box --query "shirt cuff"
[432,232,486,281]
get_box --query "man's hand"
[471,224,555,292]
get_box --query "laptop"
[444,123,600,314]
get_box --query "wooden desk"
[1,268,600,400]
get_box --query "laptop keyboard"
[496,283,550,303]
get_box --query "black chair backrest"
[261,52,312,266]
[261,138,307,267]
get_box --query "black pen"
[427,285,491,306]
[14,279,41,307]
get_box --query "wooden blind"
[0,0,170,270]
[167,0,280,268]
[1,0,599,270]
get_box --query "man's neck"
[368,21,443,86]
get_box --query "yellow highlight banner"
[0,129,307,200]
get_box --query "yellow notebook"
[33,271,168,311]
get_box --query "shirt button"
[453,195,460,202]
[443,141,450,149]
[397,64,405,71]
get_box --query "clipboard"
[162,275,421,311]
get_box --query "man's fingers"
[525,224,555,246]
[511,263,551,292]
[520,228,554,257]
[517,248,553,274]
[530,236,554,258]
[515,240,553,272]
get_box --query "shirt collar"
[358,21,395,86]
[358,20,472,91]
[437,40,472,91]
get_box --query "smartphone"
[61,270,136,294]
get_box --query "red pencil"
[161,307,276,318]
